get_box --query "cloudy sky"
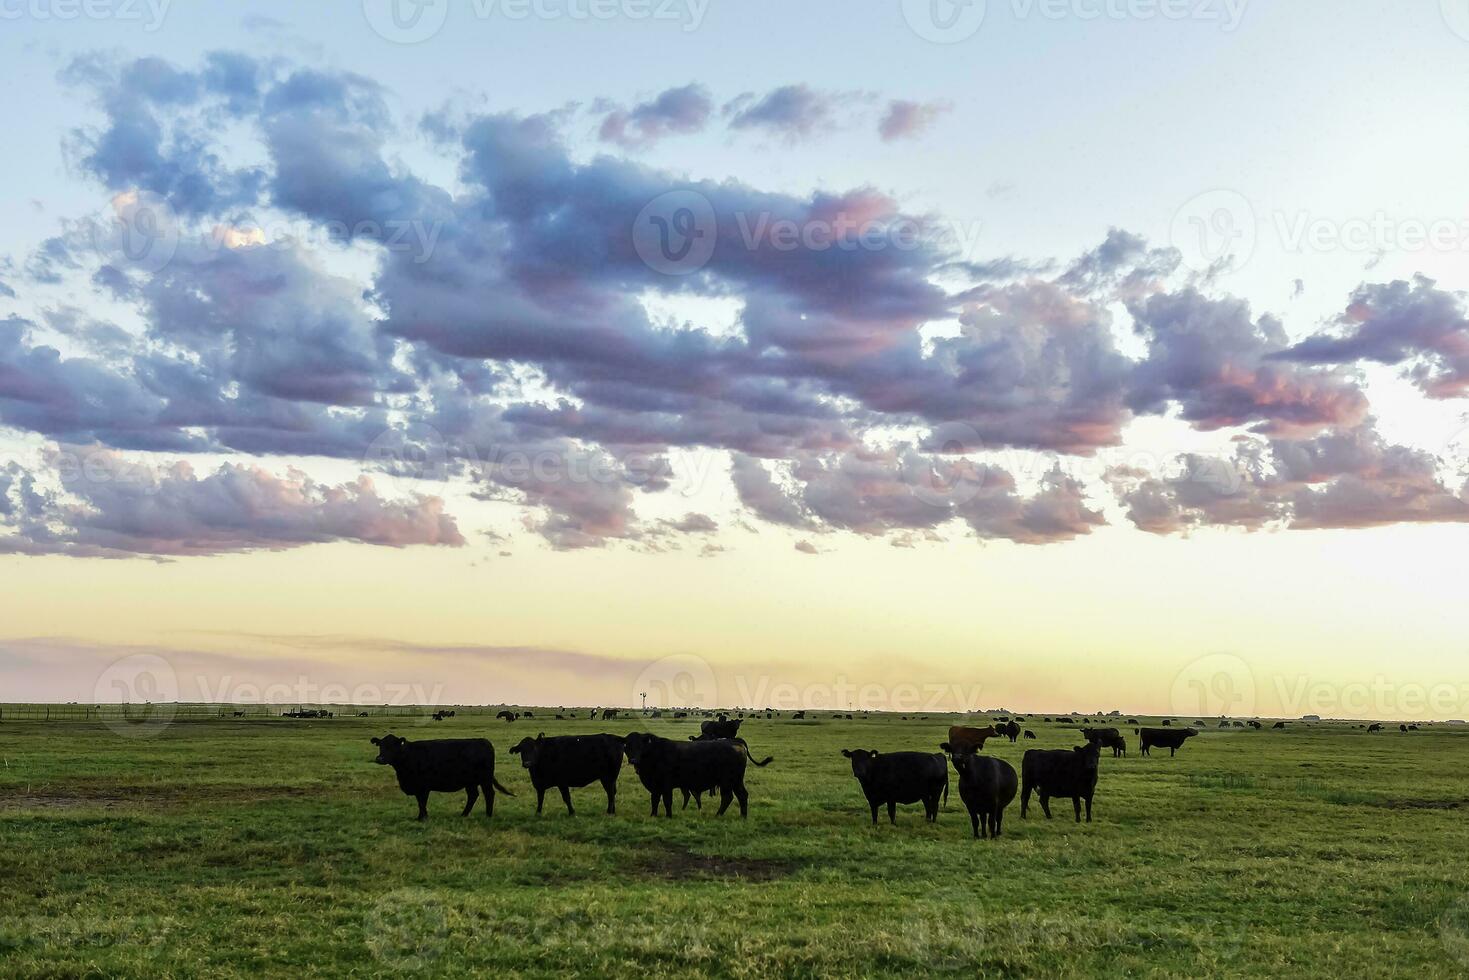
[3,0,1469,719]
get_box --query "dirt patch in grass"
[632,845,798,882]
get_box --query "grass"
[1,710,1466,977]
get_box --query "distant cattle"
[1139,727,1197,757]
[510,733,624,816]
[842,749,948,825]
[1081,727,1127,757]
[1368,723,1383,732]
[1126,719,1139,726]
[946,725,999,753]
[496,710,518,722]
[941,747,1017,839]
[1231,721,1244,728]
[1218,720,1231,728]
[999,721,1022,743]
[692,718,742,741]
[1248,720,1262,730]
[1160,719,1172,726]
[792,711,806,720]
[622,733,771,817]
[1409,724,1420,731]
[1400,724,1409,733]
[370,734,513,821]
[602,709,619,721]
[1023,730,1037,740]
[1193,721,1206,728]
[432,710,456,721]
[1020,741,1101,823]
[1272,721,1287,730]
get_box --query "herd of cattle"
[366,714,1286,837]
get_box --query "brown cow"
[946,725,999,753]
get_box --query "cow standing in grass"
[623,732,771,818]
[1139,727,1198,757]
[940,743,1017,839]
[509,733,625,816]
[841,749,948,826]
[1020,741,1101,823]
[370,735,514,821]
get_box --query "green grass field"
[1,710,1466,977]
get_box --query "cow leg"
[1085,795,1093,823]
[535,787,547,815]
[415,792,430,821]
[715,786,734,816]
[970,810,981,839]
[661,789,674,817]
[483,784,495,819]
[1039,794,1053,819]
[734,785,749,818]
[1020,783,1031,818]
[559,785,575,816]
[992,809,1003,838]
[603,778,616,815]
[887,800,897,825]
[1073,796,1082,823]
[462,784,480,816]
[649,792,660,817]
[870,802,879,826]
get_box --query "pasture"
[1,710,1465,977]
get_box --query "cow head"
[841,748,881,782]
[370,734,408,766]
[1073,740,1102,770]
[622,731,655,767]
[1182,728,1199,740]
[509,734,545,768]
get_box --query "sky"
[3,0,1469,720]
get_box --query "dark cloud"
[877,99,950,141]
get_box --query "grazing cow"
[1272,721,1287,730]
[940,744,1017,839]
[496,710,518,722]
[1023,730,1037,740]
[1409,724,1420,731]
[792,711,806,720]
[1218,720,1231,728]
[946,725,999,754]
[841,749,948,825]
[509,733,624,816]
[1368,723,1383,732]
[1000,721,1022,743]
[1081,727,1127,758]
[1232,721,1244,728]
[1160,719,1172,726]
[1126,719,1139,726]
[370,734,513,821]
[1400,724,1409,733]
[603,709,619,721]
[1139,727,1198,757]
[1248,720,1262,730]
[622,733,771,817]
[691,718,742,741]
[1020,741,1101,823]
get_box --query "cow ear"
[538,732,545,739]
[370,737,380,745]
[939,742,952,753]
[841,749,853,758]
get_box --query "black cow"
[1248,720,1262,730]
[841,749,948,826]
[509,733,624,816]
[1023,730,1037,740]
[1020,741,1101,823]
[940,745,1017,839]
[691,718,743,741]
[1000,721,1021,743]
[1400,724,1409,733]
[1368,723,1383,732]
[370,734,513,821]
[496,710,518,722]
[1139,727,1197,757]
[1081,727,1127,757]
[1272,721,1287,730]
[622,733,771,817]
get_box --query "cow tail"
[943,774,949,806]
[735,738,773,767]
[491,776,515,796]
